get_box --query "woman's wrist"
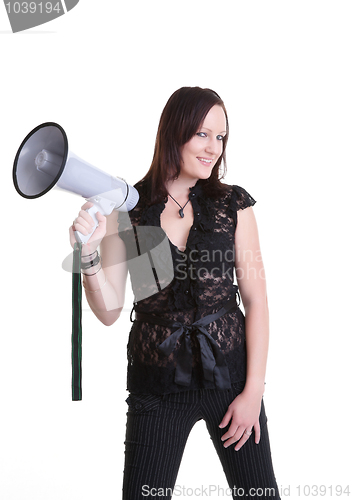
[81,249,98,262]
[79,249,102,276]
[80,243,99,259]
[243,377,266,397]
[81,251,100,270]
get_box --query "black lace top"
[117,178,256,395]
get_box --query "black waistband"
[131,293,240,390]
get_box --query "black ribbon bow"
[134,293,239,390]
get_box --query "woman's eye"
[196,132,225,140]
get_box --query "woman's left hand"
[219,388,263,451]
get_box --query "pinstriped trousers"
[122,381,281,499]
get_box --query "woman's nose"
[205,137,222,155]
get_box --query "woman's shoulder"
[219,182,257,212]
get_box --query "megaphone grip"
[74,205,100,245]
[72,242,82,401]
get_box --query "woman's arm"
[69,204,128,326]
[235,206,269,395]
[219,206,269,450]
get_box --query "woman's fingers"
[221,424,254,451]
[221,419,260,451]
[221,425,243,447]
[218,408,232,430]
[94,210,107,231]
[233,428,253,452]
[73,210,95,234]
[69,203,107,251]
[81,201,94,210]
[253,419,261,444]
[220,419,239,442]
[78,208,95,225]
[95,210,106,224]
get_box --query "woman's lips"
[197,157,213,166]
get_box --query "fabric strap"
[134,293,240,390]
[72,242,82,401]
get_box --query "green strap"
[72,242,82,401]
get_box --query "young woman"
[70,87,281,499]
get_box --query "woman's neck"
[166,177,199,200]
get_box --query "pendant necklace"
[168,193,190,218]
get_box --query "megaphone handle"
[74,204,101,245]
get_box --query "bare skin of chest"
[160,199,194,252]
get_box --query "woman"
[70,87,281,499]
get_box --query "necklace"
[168,193,190,218]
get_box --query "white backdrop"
[1,1,351,499]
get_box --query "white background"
[1,1,351,499]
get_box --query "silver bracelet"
[81,250,98,261]
[82,263,102,276]
[81,252,101,270]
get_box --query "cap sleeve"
[229,185,256,214]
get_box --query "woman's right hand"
[69,201,107,257]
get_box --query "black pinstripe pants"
[123,382,281,499]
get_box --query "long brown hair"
[140,87,231,205]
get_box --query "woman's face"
[179,104,227,182]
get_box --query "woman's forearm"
[82,261,124,326]
[243,298,269,396]
[70,203,127,326]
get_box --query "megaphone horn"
[13,122,139,244]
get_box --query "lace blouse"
[117,178,256,395]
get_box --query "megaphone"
[12,122,139,244]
